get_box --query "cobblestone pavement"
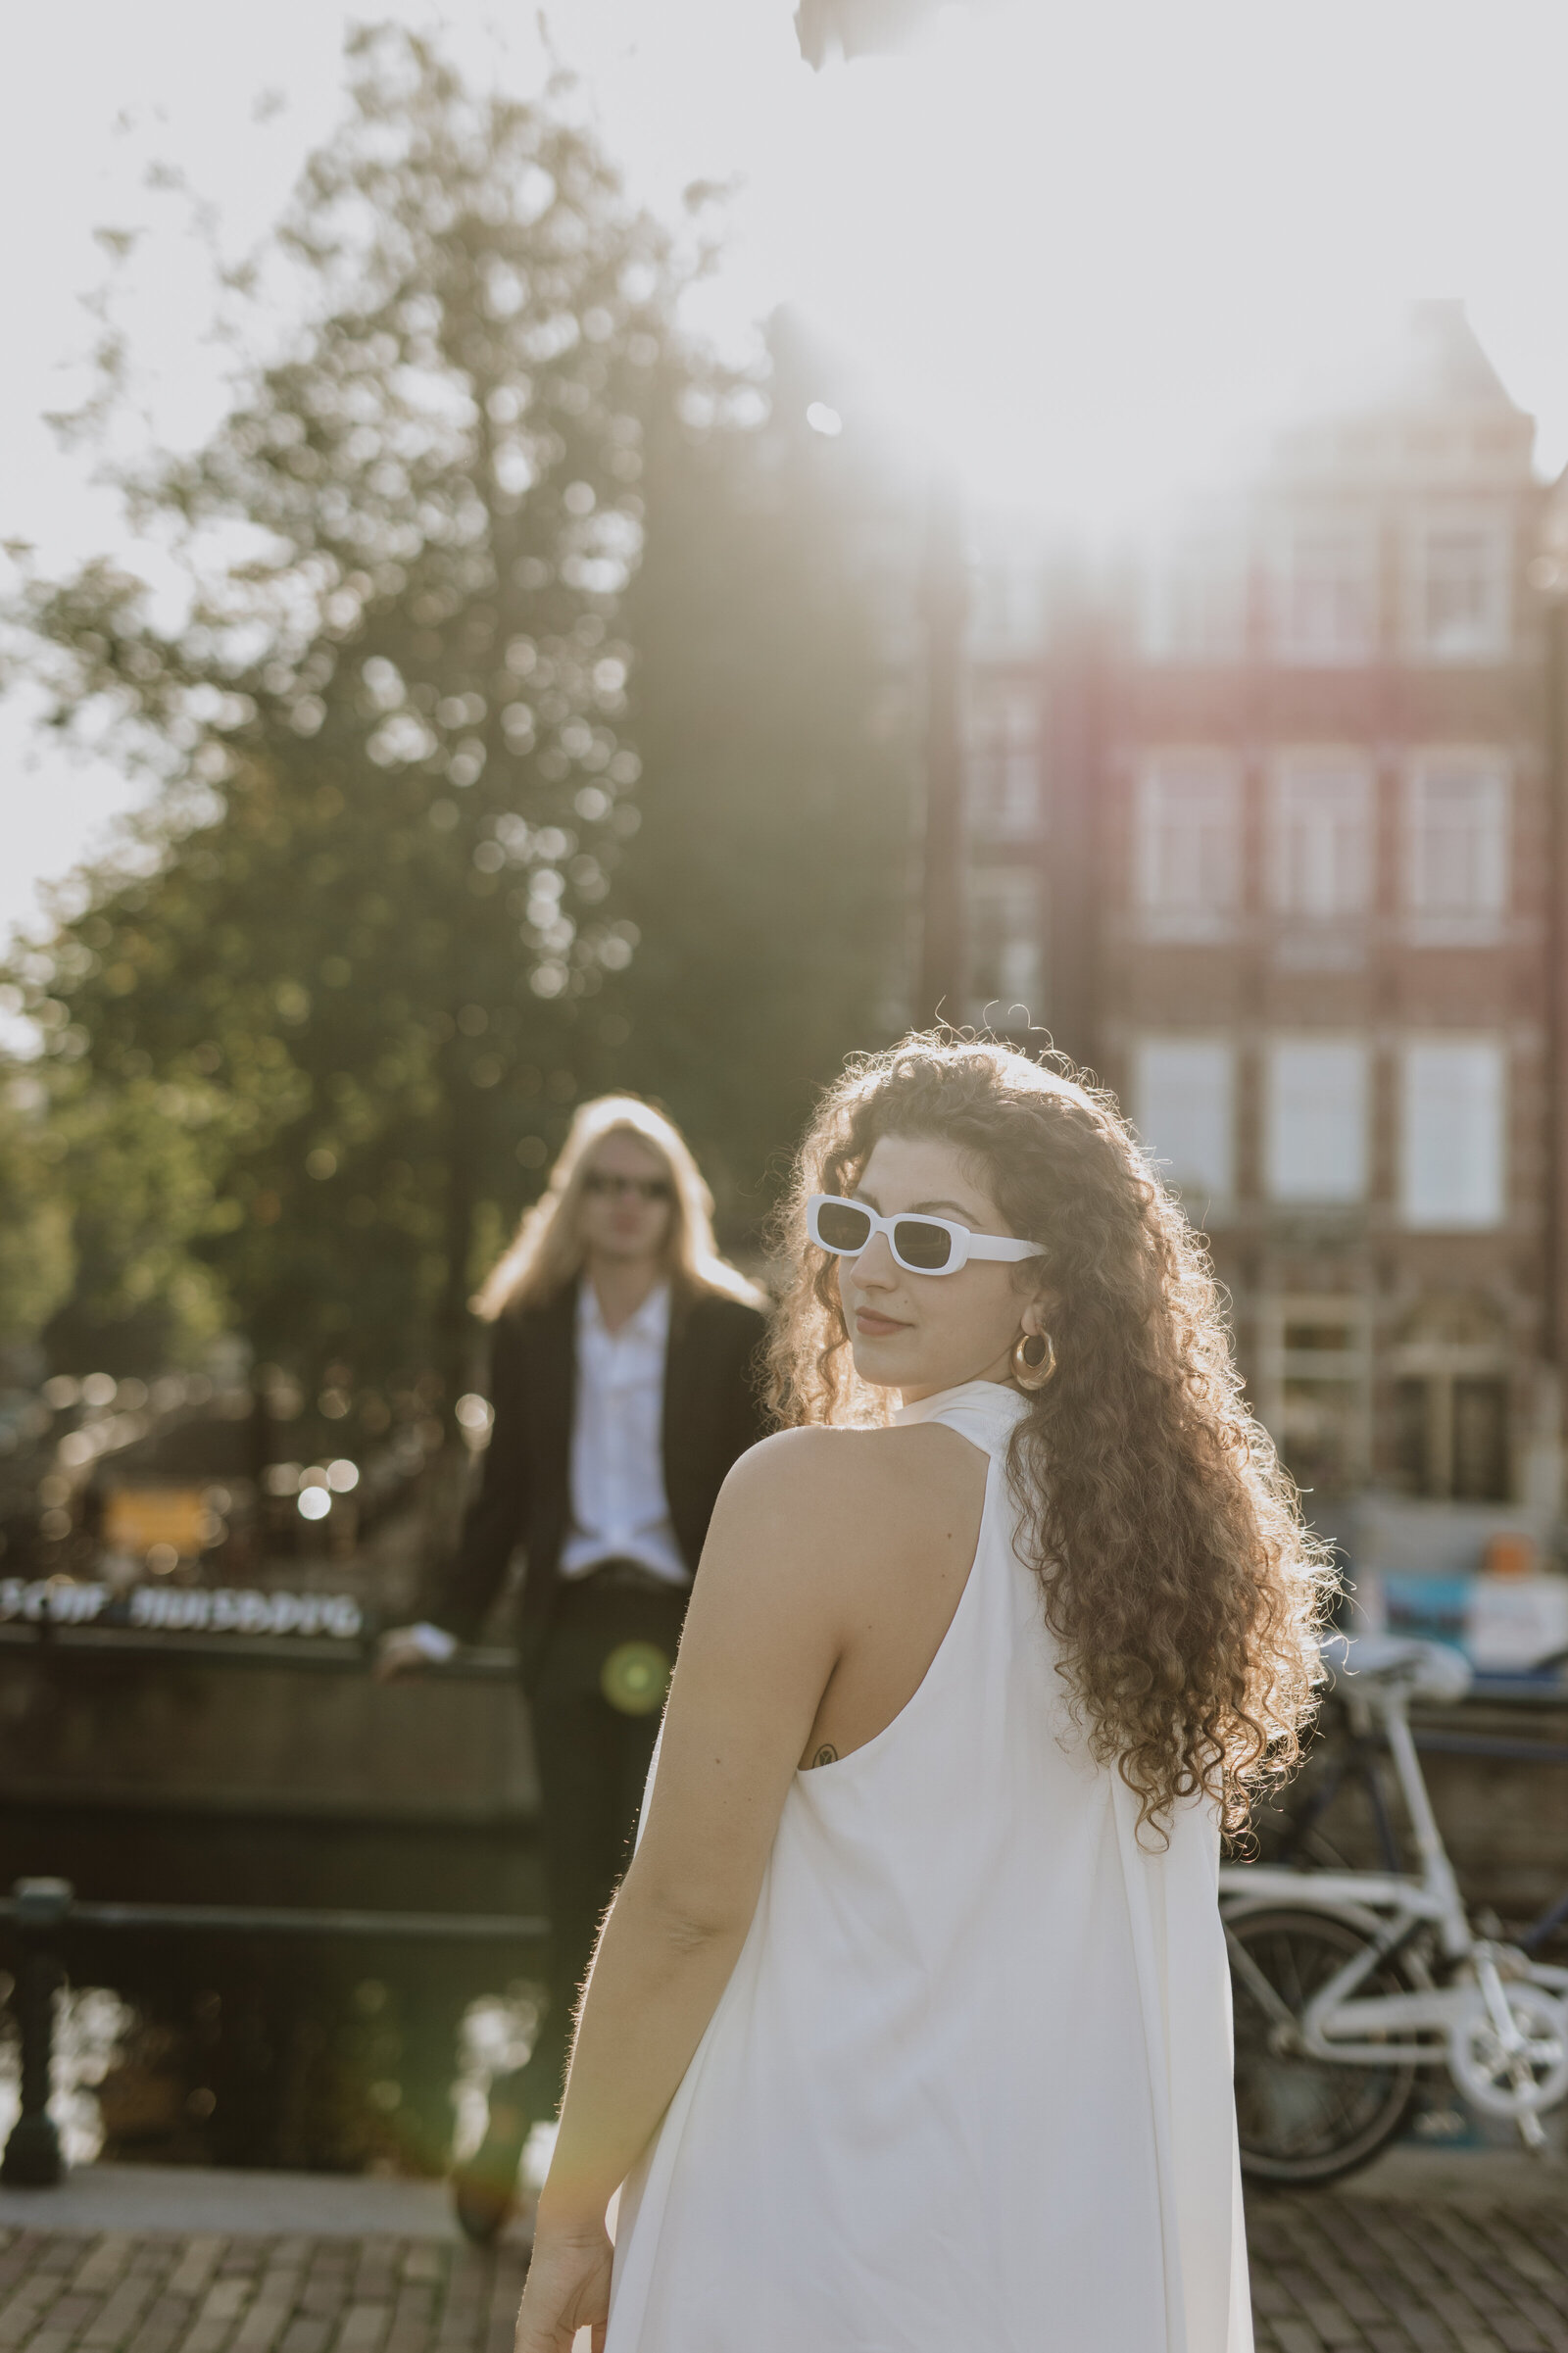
[0,2230,528,2353]
[1249,2193,1568,2352]
[0,2198,1564,2352]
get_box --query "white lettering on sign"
[0,1580,111,1625]
[0,1581,362,1641]
[125,1587,364,1640]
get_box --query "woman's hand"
[514,2218,613,2353]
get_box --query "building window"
[1265,1039,1369,1204]
[1410,515,1509,660]
[966,690,1039,838]
[1133,1038,1234,1205]
[1404,754,1508,929]
[1139,535,1247,662]
[1396,1378,1509,1501]
[1392,1296,1510,1500]
[1274,525,1375,663]
[1268,753,1373,920]
[1399,1039,1506,1230]
[1134,755,1241,940]
[968,541,1044,658]
[968,869,1043,1018]
[1254,1298,1372,1498]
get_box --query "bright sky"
[5,0,1568,951]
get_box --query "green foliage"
[3,30,906,1394]
[0,1076,75,1355]
[6,30,684,1391]
[30,1071,232,1374]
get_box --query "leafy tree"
[5,29,687,1398]
[0,1067,75,1363]
[4,31,907,1400]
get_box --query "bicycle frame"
[1219,1669,1568,2109]
[1262,1712,1405,1875]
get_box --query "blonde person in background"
[514,1034,1329,2352]
[378,1097,768,2244]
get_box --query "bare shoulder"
[714,1420,986,1545]
[690,1422,990,1672]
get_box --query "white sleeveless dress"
[603,1378,1252,2353]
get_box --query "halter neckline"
[892,1377,1031,1429]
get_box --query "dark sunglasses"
[584,1171,674,1203]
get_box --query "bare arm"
[513,1418,988,2350]
[512,1429,868,2350]
[542,1429,851,2225]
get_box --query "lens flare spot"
[600,1640,671,1719]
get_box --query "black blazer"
[423,1281,771,1685]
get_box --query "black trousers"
[490,1568,687,2133]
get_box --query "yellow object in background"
[103,1487,208,1561]
[600,1640,672,1718]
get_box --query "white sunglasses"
[807,1193,1044,1278]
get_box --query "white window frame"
[1399,1036,1507,1232]
[1406,507,1511,662]
[1403,750,1510,941]
[1252,1295,1374,1492]
[1268,749,1374,920]
[1132,1036,1235,1209]
[1133,752,1242,942]
[1138,533,1247,662]
[967,867,1043,1018]
[965,686,1040,838]
[1272,520,1377,665]
[1264,1037,1370,1206]
[967,537,1044,658]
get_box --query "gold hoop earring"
[1012,1330,1056,1392]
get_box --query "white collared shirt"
[559,1278,689,1586]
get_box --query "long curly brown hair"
[767,1033,1333,1838]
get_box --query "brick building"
[963,303,1567,1562]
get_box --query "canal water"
[0,1581,552,2176]
[0,1946,552,2177]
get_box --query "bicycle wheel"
[1229,1907,1420,2186]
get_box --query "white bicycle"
[1219,1634,1568,2185]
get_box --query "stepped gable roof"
[1392,299,1517,411]
[1263,300,1534,481]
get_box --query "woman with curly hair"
[515,1034,1330,2353]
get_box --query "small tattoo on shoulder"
[809,1743,839,1769]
